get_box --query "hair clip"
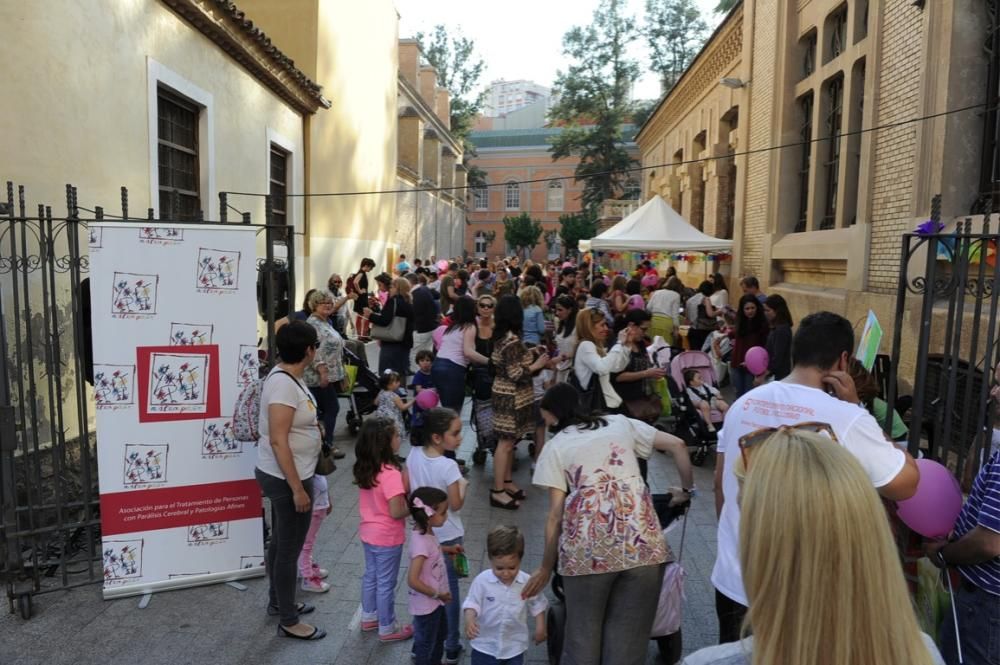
[412,497,436,517]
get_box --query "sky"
[395,0,725,104]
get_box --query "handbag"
[370,300,406,342]
[623,394,663,424]
[568,368,606,413]
[315,442,337,475]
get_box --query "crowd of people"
[253,254,999,665]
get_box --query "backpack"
[345,273,359,295]
[232,369,292,442]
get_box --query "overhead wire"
[220,101,991,199]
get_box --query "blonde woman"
[365,277,414,378]
[520,285,546,346]
[572,308,632,411]
[683,429,943,665]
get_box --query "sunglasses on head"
[737,421,837,468]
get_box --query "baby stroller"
[341,340,379,435]
[546,491,690,664]
[668,350,724,466]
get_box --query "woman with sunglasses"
[684,428,942,665]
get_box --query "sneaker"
[332,447,347,459]
[310,563,329,579]
[301,575,330,593]
[379,624,414,642]
[442,647,464,664]
[361,619,379,632]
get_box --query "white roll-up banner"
[89,223,265,599]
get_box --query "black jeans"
[256,468,314,626]
[715,589,749,644]
[308,385,340,447]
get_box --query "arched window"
[505,181,520,210]
[547,180,564,211]
[472,186,488,210]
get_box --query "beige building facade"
[638,0,990,376]
[395,40,467,264]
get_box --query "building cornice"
[160,0,331,114]
[635,3,744,145]
[398,73,463,156]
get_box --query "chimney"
[434,87,451,128]
[419,66,438,108]
[398,39,421,88]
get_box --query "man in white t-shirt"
[711,311,919,643]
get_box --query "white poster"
[89,223,264,599]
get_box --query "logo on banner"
[188,522,229,546]
[89,227,103,250]
[240,555,265,569]
[139,227,184,244]
[201,419,242,458]
[237,344,260,386]
[169,323,214,346]
[103,539,144,584]
[136,345,221,422]
[123,444,169,487]
[94,364,136,409]
[196,248,240,293]
[112,272,159,319]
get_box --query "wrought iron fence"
[0,182,291,619]
[886,196,1000,482]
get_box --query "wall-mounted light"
[912,0,925,7]
[720,77,749,89]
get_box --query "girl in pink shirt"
[353,417,413,642]
[407,486,451,665]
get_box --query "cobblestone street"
[1,405,720,665]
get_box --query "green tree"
[558,211,599,256]
[502,213,543,258]
[714,0,739,13]
[644,0,709,94]
[416,25,485,141]
[549,0,640,215]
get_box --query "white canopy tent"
[579,195,734,253]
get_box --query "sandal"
[504,481,526,501]
[277,624,327,640]
[490,489,520,510]
[267,602,315,616]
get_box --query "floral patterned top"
[304,314,345,387]
[532,414,669,576]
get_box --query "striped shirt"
[952,450,1000,595]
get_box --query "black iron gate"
[0,182,292,618]
[886,196,1000,482]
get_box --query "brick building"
[466,127,640,263]
[637,0,990,375]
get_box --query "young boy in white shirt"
[463,525,547,665]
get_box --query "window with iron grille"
[829,6,848,60]
[802,31,817,78]
[821,77,844,230]
[270,145,289,226]
[157,88,200,221]
[474,232,488,255]
[505,181,520,210]
[795,94,814,233]
[473,186,488,210]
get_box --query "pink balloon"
[415,389,440,410]
[641,273,659,288]
[744,346,770,376]
[896,460,963,538]
[432,324,447,350]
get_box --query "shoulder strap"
[269,369,316,409]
